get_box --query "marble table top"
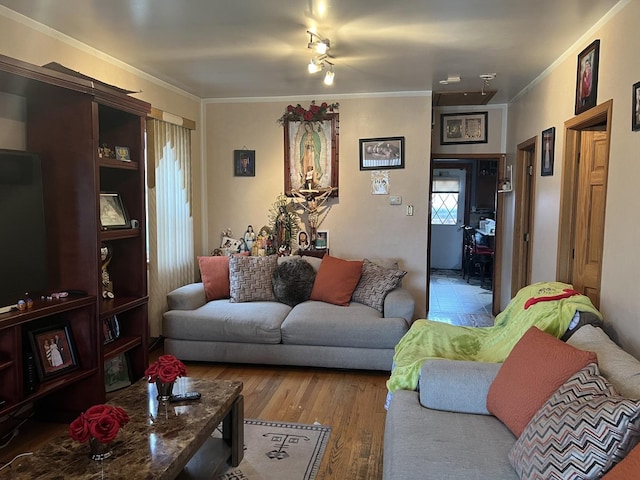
[12,377,243,479]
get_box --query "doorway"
[427,154,505,320]
[512,137,536,293]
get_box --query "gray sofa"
[162,257,415,371]
[383,324,640,479]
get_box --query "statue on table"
[101,243,114,299]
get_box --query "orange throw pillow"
[310,255,363,306]
[487,326,598,437]
[198,256,230,301]
[602,443,640,479]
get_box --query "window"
[431,177,460,225]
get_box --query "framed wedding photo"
[234,149,255,177]
[27,322,79,381]
[100,192,129,229]
[632,81,640,131]
[440,112,488,145]
[575,39,600,115]
[359,137,404,170]
[541,127,555,177]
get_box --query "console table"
[12,378,243,479]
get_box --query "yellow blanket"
[386,281,602,395]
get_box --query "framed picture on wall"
[359,137,404,170]
[632,81,640,131]
[541,127,555,176]
[234,149,255,177]
[440,112,488,145]
[575,39,600,115]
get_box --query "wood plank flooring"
[0,359,390,480]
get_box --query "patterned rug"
[215,419,331,480]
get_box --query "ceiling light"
[308,55,327,74]
[324,65,335,86]
[309,40,329,55]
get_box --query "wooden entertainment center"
[0,54,149,418]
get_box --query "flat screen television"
[0,149,48,313]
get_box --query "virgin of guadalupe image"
[293,121,328,190]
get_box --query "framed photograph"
[102,315,120,344]
[27,322,78,381]
[633,81,640,131]
[114,146,131,162]
[541,127,555,177]
[297,230,311,251]
[371,171,390,195]
[104,352,132,393]
[440,112,488,145]
[575,39,600,115]
[284,113,339,197]
[359,137,404,170]
[315,230,329,250]
[234,149,255,177]
[100,192,129,229]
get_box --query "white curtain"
[146,118,194,338]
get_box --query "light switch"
[406,205,414,216]
[390,195,402,205]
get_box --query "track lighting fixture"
[306,30,335,86]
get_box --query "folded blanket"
[386,281,602,397]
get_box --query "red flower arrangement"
[277,100,339,125]
[69,404,130,444]
[144,354,187,383]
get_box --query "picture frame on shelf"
[234,150,255,177]
[315,230,329,250]
[284,113,339,197]
[541,127,555,177]
[440,112,488,145]
[632,81,640,132]
[99,192,129,229]
[114,146,131,162]
[575,39,600,115]
[102,315,121,344]
[359,137,404,170]
[104,352,132,393]
[27,322,79,381]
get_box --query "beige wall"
[204,96,432,317]
[0,10,205,271]
[506,0,640,358]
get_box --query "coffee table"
[12,378,243,479]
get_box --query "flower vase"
[156,380,175,401]
[88,436,113,461]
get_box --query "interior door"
[430,168,466,270]
[572,129,608,307]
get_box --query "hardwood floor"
[0,358,390,480]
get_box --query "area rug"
[215,419,331,480]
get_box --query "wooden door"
[572,130,608,307]
[512,138,536,294]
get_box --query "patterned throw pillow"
[509,363,640,480]
[352,259,407,313]
[229,255,277,302]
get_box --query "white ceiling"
[0,0,621,103]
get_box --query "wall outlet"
[389,195,402,205]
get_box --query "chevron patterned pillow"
[509,363,640,480]
[352,259,406,313]
[229,254,277,302]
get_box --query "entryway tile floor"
[428,269,495,327]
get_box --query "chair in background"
[462,226,494,288]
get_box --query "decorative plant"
[144,354,187,384]
[69,404,130,444]
[277,100,339,125]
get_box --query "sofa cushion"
[487,326,598,437]
[271,258,316,306]
[229,254,277,302]
[162,299,290,344]
[352,258,407,313]
[602,443,640,479]
[509,363,640,480]
[310,255,363,306]
[419,359,501,415]
[198,256,230,300]
[281,301,408,349]
[567,324,640,399]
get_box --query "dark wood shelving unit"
[0,53,150,419]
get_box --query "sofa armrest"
[166,283,207,311]
[419,359,501,415]
[384,287,415,323]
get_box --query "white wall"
[506,0,640,358]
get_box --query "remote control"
[169,392,201,403]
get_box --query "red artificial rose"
[309,104,320,114]
[321,102,328,109]
[89,412,121,443]
[69,413,90,443]
[303,110,314,121]
[157,363,180,383]
[146,355,187,383]
[294,106,305,116]
[84,404,111,421]
[287,105,294,112]
[111,406,130,427]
